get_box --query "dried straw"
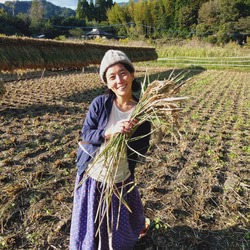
[0,79,6,97]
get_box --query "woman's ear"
[132,72,135,80]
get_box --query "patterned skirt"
[69,173,145,250]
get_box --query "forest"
[105,0,250,44]
[0,0,249,44]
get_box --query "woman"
[70,49,151,250]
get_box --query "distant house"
[36,35,45,39]
[85,29,113,39]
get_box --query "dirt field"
[0,66,249,249]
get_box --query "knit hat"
[99,49,134,83]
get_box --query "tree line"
[0,0,83,38]
[0,0,249,44]
[103,0,249,43]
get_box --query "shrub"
[204,35,217,44]
[247,36,250,47]
[54,35,67,41]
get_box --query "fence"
[158,56,250,67]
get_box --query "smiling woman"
[69,49,151,250]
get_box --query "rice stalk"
[78,70,190,248]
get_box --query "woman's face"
[105,63,134,99]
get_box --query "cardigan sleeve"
[81,96,107,145]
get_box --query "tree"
[178,6,196,30]
[235,0,250,18]
[196,22,213,36]
[0,8,31,36]
[76,0,113,23]
[30,0,44,33]
[0,8,15,34]
[118,3,129,24]
[107,0,113,9]
[198,0,220,24]
[89,0,95,20]
[69,28,83,38]
[189,0,207,16]
[219,0,239,25]
[16,12,31,35]
[236,16,250,33]
[163,0,174,18]
[197,0,220,35]
[174,0,189,29]
[5,0,17,16]
[76,0,90,21]
[163,0,175,29]
[133,1,145,25]
[44,15,86,39]
[217,24,230,43]
[107,3,121,24]
[145,0,156,27]
[76,0,82,20]
[127,0,135,20]
[95,0,108,22]
[133,0,145,36]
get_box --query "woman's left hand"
[121,118,138,134]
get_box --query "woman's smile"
[116,83,127,90]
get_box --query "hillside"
[0,0,75,18]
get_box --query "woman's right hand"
[104,118,138,139]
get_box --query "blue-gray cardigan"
[76,94,151,177]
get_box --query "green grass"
[157,42,249,58]
[136,60,250,72]
[135,38,250,71]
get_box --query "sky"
[0,0,126,10]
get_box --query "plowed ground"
[0,66,249,249]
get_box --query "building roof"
[86,29,113,37]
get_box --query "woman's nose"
[116,75,122,83]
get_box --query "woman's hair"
[104,63,141,99]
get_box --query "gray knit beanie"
[99,49,134,83]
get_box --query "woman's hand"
[104,118,138,139]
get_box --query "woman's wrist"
[104,128,112,139]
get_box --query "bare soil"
[0,66,249,249]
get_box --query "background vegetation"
[106,0,249,44]
[0,0,249,44]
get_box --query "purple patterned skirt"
[69,173,145,250]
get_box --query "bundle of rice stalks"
[78,71,190,249]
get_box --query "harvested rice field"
[0,66,249,249]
